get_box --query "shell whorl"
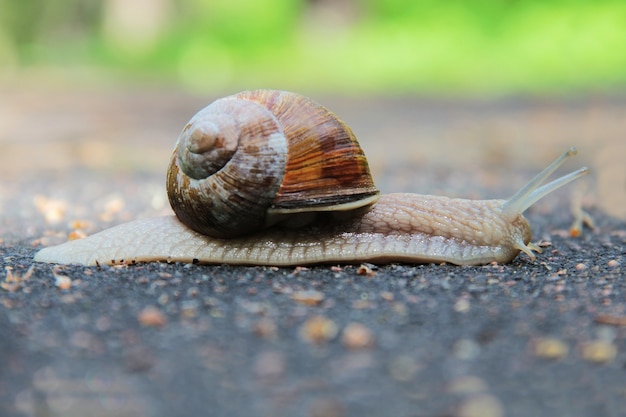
[167,90,379,238]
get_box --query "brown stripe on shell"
[234,90,379,210]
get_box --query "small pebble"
[594,314,626,326]
[454,298,471,313]
[68,229,87,240]
[456,394,504,417]
[308,398,345,417]
[447,376,489,395]
[99,196,125,221]
[124,346,156,372]
[34,195,67,224]
[70,330,92,349]
[253,350,285,379]
[54,275,72,290]
[292,290,325,306]
[69,219,92,229]
[253,319,278,339]
[380,291,394,301]
[357,264,376,276]
[581,340,617,363]
[291,266,309,275]
[453,339,481,360]
[300,316,338,344]
[575,263,587,271]
[341,323,375,350]
[180,300,199,318]
[533,337,569,360]
[388,355,418,382]
[608,259,620,268]
[137,306,167,327]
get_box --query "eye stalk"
[502,147,589,219]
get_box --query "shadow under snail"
[34,90,589,267]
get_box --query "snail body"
[34,90,589,267]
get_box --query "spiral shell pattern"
[167,90,379,238]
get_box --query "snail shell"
[167,90,380,238]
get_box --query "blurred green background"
[1,0,625,96]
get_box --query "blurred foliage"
[1,0,625,95]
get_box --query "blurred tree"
[0,0,101,64]
[102,0,172,58]
[0,0,624,94]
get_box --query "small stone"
[341,323,375,350]
[380,291,394,301]
[70,330,95,349]
[34,195,67,224]
[392,302,408,316]
[291,266,309,275]
[95,316,112,331]
[308,397,345,417]
[608,259,620,268]
[99,196,125,221]
[253,319,278,339]
[54,275,72,290]
[388,355,418,382]
[137,306,167,327]
[447,376,489,395]
[300,316,338,344]
[456,394,504,417]
[69,219,92,229]
[581,340,617,363]
[454,298,471,313]
[533,337,569,360]
[356,264,376,276]
[67,229,88,240]
[124,346,156,372]
[292,290,325,306]
[351,299,373,310]
[180,300,199,318]
[254,351,285,379]
[594,314,626,326]
[453,339,481,360]
[575,263,587,271]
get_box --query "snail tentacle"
[502,147,589,218]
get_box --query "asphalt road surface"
[1,87,625,417]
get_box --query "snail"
[34,90,589,267]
